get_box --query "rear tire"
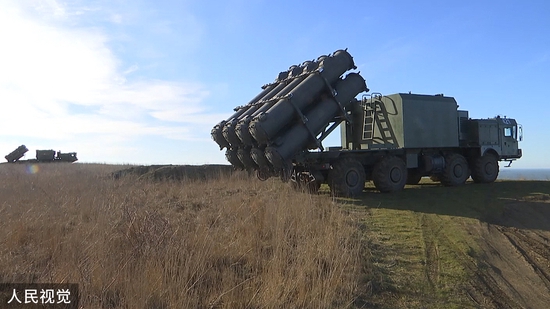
[471,155,499,183]
[328,158,366,197]
[440,153,470,186]
[372,156,407,193]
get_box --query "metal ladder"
[361,93,382,140]
[361,93,398,147]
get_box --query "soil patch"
[466,197,550,309]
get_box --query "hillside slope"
[347,180,550,309]
[1,163,548,308]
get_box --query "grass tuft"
[0,163,363,308]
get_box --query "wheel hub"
[346,170,359,187]
[484,162,495,175]
[453,164,464,177]
[390,167,402,183]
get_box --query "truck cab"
[462,116,522,165]
[499,117,523,160]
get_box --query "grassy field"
[0,163,362,308]
[1,163,549,308]
[341,180,550,308]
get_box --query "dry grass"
[0,163,363,308]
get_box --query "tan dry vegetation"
[0,163,363,309]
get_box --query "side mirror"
[518,124,523,142]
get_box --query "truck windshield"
[504,127,513,138]
[504,126,518,140]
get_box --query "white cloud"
[0,0,219,156]
[0,0,230,165]
[123,64,139,75]
[30,0,67,19]
[110,13,123,24]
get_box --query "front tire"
[328,158,366,197]
[471,155,499,183]
[440,153,470,186]
[372,156,408,193]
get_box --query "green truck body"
[36,150,78,163]
[344,93,461,150]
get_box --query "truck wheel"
[372,156,407,193]
[406,168,423,185]
[440,153,470,186]
[471,155,499,183]
[290,170,322,194]
[328,158,366,197]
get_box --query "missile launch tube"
[212,68,292,149]
[222,65,304,148]
[237,65,302,120]
[222,82,286,147]
[231,62,319,168]
[250,147,271,171]
[249,50,355,145]
[236,60,320,146]
[265,73,367,169]
[225,148,245,170]
[237,147,258,170]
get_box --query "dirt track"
[356,181,550,308]
[466,194,550,309]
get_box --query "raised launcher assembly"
[211,49,368,179]
[4,145,29,163]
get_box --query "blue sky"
[1,0,548,168]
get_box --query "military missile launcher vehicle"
[4,146,78,163]
[4,145,29,163]
[212,49,523,196]
[36,150,78,163]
